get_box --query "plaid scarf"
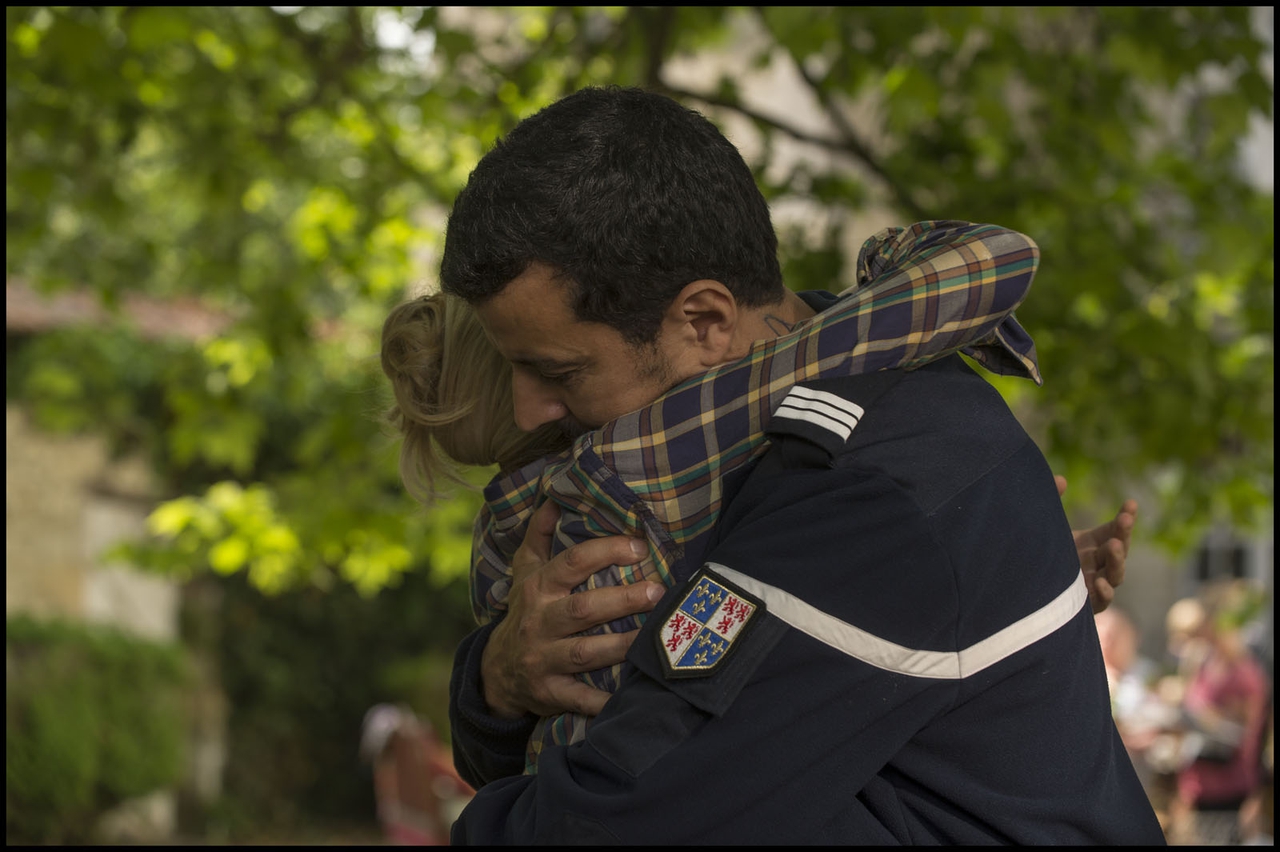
[468,221,1043,772]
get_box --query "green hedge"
[6,615,189,844]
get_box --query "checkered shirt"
[468,221,1043,771]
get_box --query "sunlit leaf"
[209,536,250,574]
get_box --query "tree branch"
[656,82,840,150]
[719,7,929,220]
[640,6,677,89]
[788,66,929,219]
[659,79,926,219]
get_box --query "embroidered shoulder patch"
[656,567,764,678]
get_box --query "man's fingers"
[526,632,645,716]
[548,581,664,635]
[1103,538,1127,584]
[1090,577,1115,614]
[553,681,616,718]
[543,534,648,593]
[1117,501,1137,545]
[520,499,561,565]
[1055,475,1068,498]
[533,496,561,531]
[1073,496,1136,615]
[551,629,643,676]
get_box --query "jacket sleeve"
[852,219,1042,383]
[447,619,538,790]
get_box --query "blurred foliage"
[180,570,474,840]
[5,615,189,844]
[1205,578,1272,634]
[5,5,1274,598]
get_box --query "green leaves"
[7,615,189,843]
[131,478,415,596]
[7,5,1273,598]
[122,7,192,52]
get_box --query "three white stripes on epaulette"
[774,386,866,441]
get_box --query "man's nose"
[511,371,569,432]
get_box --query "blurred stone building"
[5,279,229,843]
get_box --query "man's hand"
[481,499,665,720]
[1056,475,1138,614]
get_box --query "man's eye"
[539,371,579,386]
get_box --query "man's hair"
[380,292,569,502]
[439,86,784,346]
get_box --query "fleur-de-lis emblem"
[657,568,764,679]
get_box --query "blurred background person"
[1161,583,1271,845]
[1095,607,1173,808]
[360,704,475,845]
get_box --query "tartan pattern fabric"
[466,221,1044,772]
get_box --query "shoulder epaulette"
[767,370,907,459]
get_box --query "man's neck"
[734,289,818,356]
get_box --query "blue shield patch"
[657,567,763,678]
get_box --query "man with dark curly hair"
[434,86,1160,844]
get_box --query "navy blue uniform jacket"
[450,356,1165,844]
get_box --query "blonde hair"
[380,291,570,503]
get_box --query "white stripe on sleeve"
[706,563,1089,679]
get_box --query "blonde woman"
[381,289,567,502]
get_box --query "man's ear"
[663,280,739,370]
